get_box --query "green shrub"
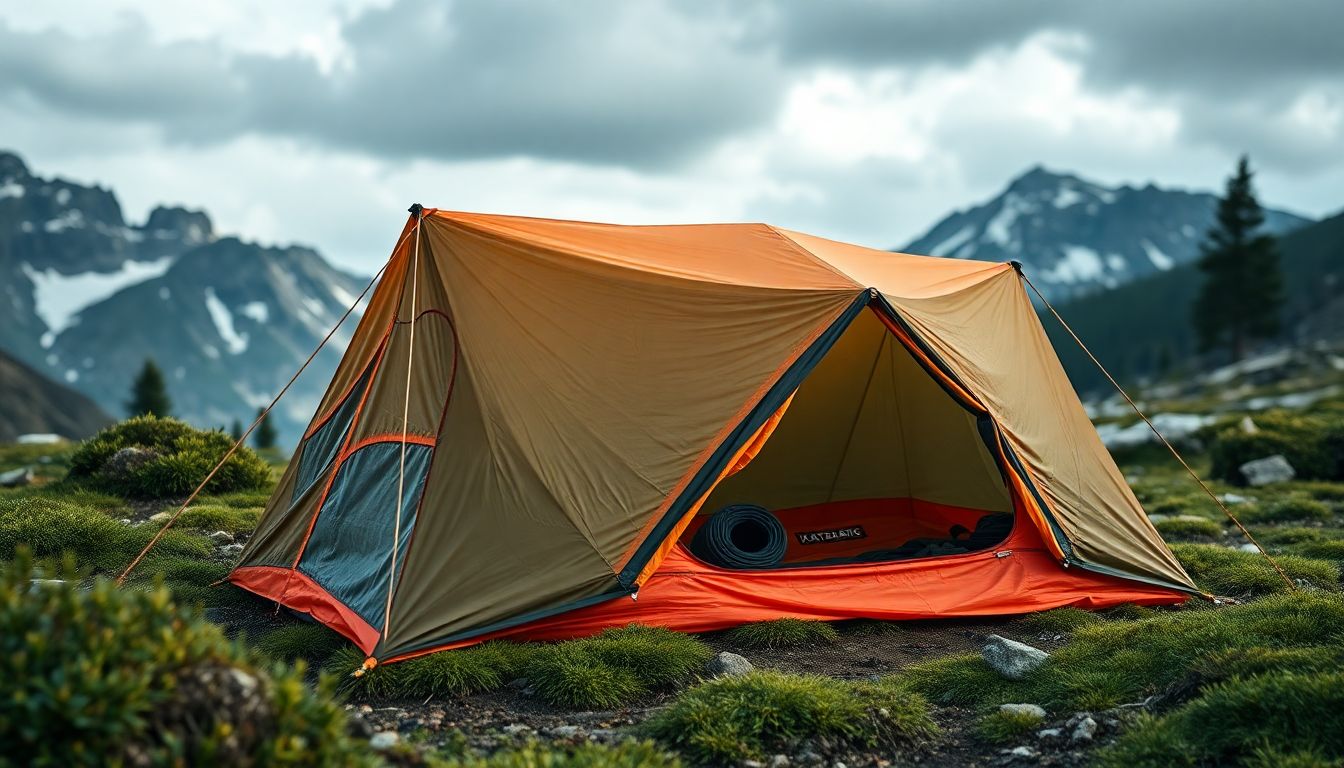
[526,625,713,709]
[1240,497,1333,524]
[644,670,936,765]
[723,617,840,649]
[1155,517,1224,540]
[68,415,272,498]
[176,503,263,533]
[0,550,373,767]
[1101,603,1156,621]
[332,639,536,700]
[1208,410,1344,484]
[1016,607,1101,634]
[1291,481,1344,503]
[443,740,683,767]
[1100,672,1344,767]
[258,623,349,665]
[1172,543,1339,595]
[976,708,1045,744]
[0,496,210,573]
[1190,646,1344,686]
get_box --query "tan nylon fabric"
[703,310,1012,514]
[885,270,1195,589]
[240,209,1193,657]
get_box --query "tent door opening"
[680,306,1016,570]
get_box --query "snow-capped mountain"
[901,167,1312,301]
[0,150,366,444]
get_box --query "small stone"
[1238,454,1295,486]
[833,762,847,768]
[1071,716,1098,742]
[1239,416,1259,434]
[797,750,823,766]
[369,731,399,750]
[1238,543,1260,553]
[1037,728,1062,739]
[149,511,172,523]
[1009,746,1037,758]
[706,651,754,678]
[1220,493,1250,505]
[769,755,791,768]
[999,703,1047,719]
[982,635,1050,680]
[221,543,244,555]
[743,761,765,768]
[501,724,532,736]
[208,530,234,543]
[118,518,133,526]
[549,725,582,738]
[0,467,33,488]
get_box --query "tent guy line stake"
[114,229,411,587]
[382,206,423,642]
[1017,266,1295,592]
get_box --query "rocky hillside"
[0,347,110,442]
[0,150,365,444]
[902,167,1311,301]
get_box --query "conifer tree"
[254,408,278,450]
[229,418,244,441]
[1192,156,1285,361]
[127,359,172,417]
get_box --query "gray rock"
[769,755,791,768]
[999,703,1047,719]
[1239,454,1295,486]
[1071,716,1098,742]
[833,762,848,768]
[220,543,245,556]
[1238,543,1260,554]
[103,446,158,480]
[743,761,765,768]
[369,731,399,750]
[1239,416,1259,434]
[796,750,823,766]
[501,724,532,736]
[208,530,234,544]
[149,511,172,524]
[1219,493,1251,505]
[1008,746,1037,759]
[982,635,1049,680]
[548,725,583,739]
[0,467,33,488]
[1037,728,1062,739]
[706,651,754,678]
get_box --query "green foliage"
[976,708,1045,744]
[1239,497,1333,524]
[0,551,374,767]
[442,741,683,768]
[176,503,263,533]
[898,653,1017,709]
[127,358,172,418]
[1016,607,1101,634]
[1101,603,1156,621]
[645,670,936,765]
[723,617,840,649]
[1100,672,1344,767]
[257,623,349,665]
[0,496,209,572]
[526,625,713,709]
[1191,156,1284,360]
[1155,517,1224,540]
[332,640,536,700]
[68,415,271,498]
[1171,543,1338,596]
[1208,411,1344,485]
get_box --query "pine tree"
[229,418,244,441]
[127,359,172,417]
[1192,156,1285,361]
[254,408,278,450]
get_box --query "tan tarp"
[237,210,1195,659]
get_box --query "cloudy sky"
[2,1,1341,272]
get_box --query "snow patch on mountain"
[0,180,22,199]
[21,257,173,338]
[928,224,976,257]
[1141,239,1174,270]
[203,288,249,354]
[1044,245,1105,284]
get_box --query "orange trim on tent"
[231,565,380,653]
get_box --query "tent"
[230,208,1197,665]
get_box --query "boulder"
[1239,454,1295,486]
[982,635,1049,680]
[208,530,234,544]
[706,651,753,678]
[102,446,158,480]
[1070,716,1098,742]
[999,703,1047,719]
[0,467,33,488]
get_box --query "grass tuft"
[1155,516,1224,540]
[1241,497,1333,524]
[0,496,210,573]
[1172,543,1339,595]
[441,740,684,767]
[176,504,262,533]
[976,708,1045,744]
[1099,672,1344,767]
[332,640,536,700]
[898,653,1017,709]
[526,625,713,709]
[1015,607,1101,634]
[644,670,937,764]
[257,623,350,665]
[723,617,841,649]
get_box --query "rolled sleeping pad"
[690,504,788,569]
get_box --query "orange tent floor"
[231,509,1187,661]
